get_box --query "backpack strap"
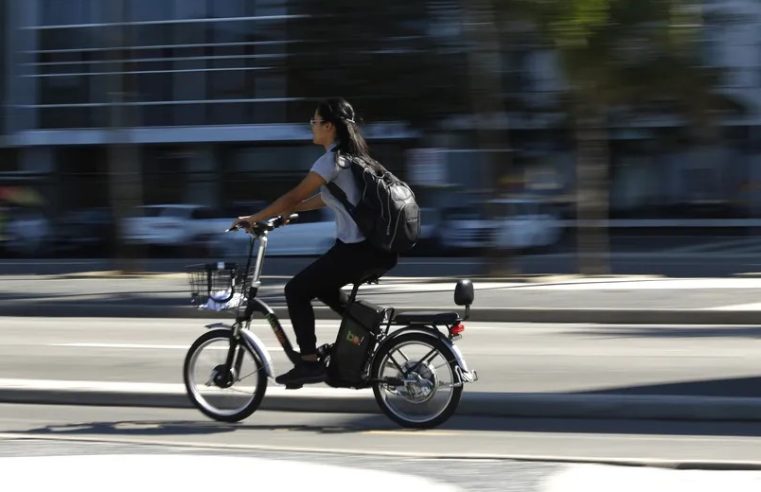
[326,181,357,217]
[325,151,359,219]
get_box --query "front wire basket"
[187,262,242,309]
[188,235,260,314]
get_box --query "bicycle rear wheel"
[184,329,267,422]
[371,332,462,429]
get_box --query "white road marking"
[707,302,761,311]
[0,455,459,492]
[0,378,373,398]
[541,464,761,492]
[49,342,283,351]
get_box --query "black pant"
[284,240,397,356]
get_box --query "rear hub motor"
[399,360,438,403]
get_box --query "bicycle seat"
[393,311,460,325]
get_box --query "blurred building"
[0,0,417,213]
[2,0,761,223]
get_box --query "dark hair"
[316,97,384,172]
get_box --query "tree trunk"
[574,103,611,275]
[461,0,516,276]
[106,0,142,273]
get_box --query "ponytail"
[316,98,384,173]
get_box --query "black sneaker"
[275,362,326,386]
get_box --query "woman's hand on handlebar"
[278,213,295,226]
[228,213,299,232]
[229,215,254,232]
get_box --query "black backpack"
[326,153,420,253]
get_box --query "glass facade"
[14,0,451,133]
[0,4,5,137]
[1,0,422,215]
[29,0,295,129]
[11,0,758,218]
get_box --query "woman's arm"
[231,171,326,228]
[292,194,326,212]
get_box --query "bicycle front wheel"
[183,329,268,422]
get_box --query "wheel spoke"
[372,336,462,427]
[387,353,406,373]
[404,347,438,376]
[436,381,458,389]
[396,348,410,362]
[420,348,439,365]
[185,332,267,420]
[237,369,260,381]
[432,359,455,371]
[223,386,256,396]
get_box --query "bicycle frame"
[213,230,302,382]
[209,219,477,386]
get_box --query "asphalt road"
[4,317,761,398]
[2,403,761,468]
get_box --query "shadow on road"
[578,375,761,398]
[19,418,397,437]
[568,326,761,339]
[429,413,761,438]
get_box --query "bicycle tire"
[371,332,463,429]
[184,329,267,422]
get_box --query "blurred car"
[409,206,443,254]
[209,208,337,257]
[436,197,564,252]
[438,204,496,252]
[2,206,52,256]
[490,197,563,250]
[54,207,115,254]
[124,204,229,248]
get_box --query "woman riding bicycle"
[230,98,398,386]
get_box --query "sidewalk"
[2,273,761,323]
[0,454,459,492]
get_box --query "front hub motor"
[211,364,235,388]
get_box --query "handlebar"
[226,213,299,235]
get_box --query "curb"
[1,304,761,324]
[3,382,761,421]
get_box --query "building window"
[128,0,174,22]
[41,0,96,26]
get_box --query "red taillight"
[450,322,465,336]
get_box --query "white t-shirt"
[310,145,365,244]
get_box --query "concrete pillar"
[6,0,40,133]
[254,0,287,122]
[185,146,218,207]
[748,153,761,216]
[173,0,207,126]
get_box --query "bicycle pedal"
[285,383,303,390]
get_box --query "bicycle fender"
[241,330,275,379]
[378,326,471,373]
[203,323,275,379]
